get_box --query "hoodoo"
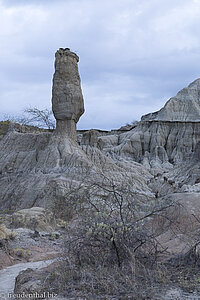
[52,48,84,140]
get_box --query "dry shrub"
[46,175,179,298]
[47,256,159,299]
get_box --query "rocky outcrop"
[0,125,153,209]
[96,121,200,166]
[52,48,84,140]
[142,78,200,121]
[14,263,58,296]
[14,267,49,295]
[1,49,200,214]
[81,80,200,168]
[1,51,200,299]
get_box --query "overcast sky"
[1,0,200,129]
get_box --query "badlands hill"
[1,48,200,298]
[0,49,200,212]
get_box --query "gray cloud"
[1,0,200,129]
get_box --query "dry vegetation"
[41,173,200,299]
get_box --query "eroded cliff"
[0,49,200,213]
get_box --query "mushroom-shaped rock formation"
[52,48,84,140]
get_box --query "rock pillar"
[52,48,84,140]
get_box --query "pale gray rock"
[181,183,200,192]
[97,121,200,166]
[1,53,200,300]
[1,51,200,217]
[52,48,84,140]
[0,122,153,210]
[142,78,200,121]
[2,55,200,300]
[80,129,99,147]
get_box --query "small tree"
[63,175,176,268]
[3,107,56,129]
[47,172,180,294]
[22,107,55,129]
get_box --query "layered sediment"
[0,50,200,210]
[52,48,84,140]
[142,78,200,121]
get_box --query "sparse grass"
[46,259,200,298]
[0,120,10,137]
[13,247,31,259]
[45,259,159,299]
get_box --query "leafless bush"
[3,107,55,129]
[22,107,55,129]
[48,173,180,298]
